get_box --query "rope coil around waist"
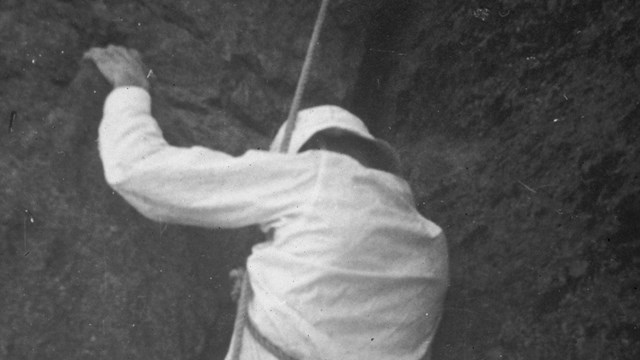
[246,315,299,360]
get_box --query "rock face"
[1,0,639,359]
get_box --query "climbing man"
[85,45,448,360]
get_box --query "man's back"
[247,150,448,359]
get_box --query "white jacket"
[99,87,448,360]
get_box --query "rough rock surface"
[1,0,639,359]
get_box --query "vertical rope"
[279,0,331,153]
[230,1,331,358]
[229,270,250,359]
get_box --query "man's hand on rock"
[84,45,149,90]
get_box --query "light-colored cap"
[270,105,375,154]
[269,105,402,174]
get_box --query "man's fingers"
[83,47,102,61]
[84,47,114,63]
[84,45,142,63]
[111,45,127,57]
[130,49,143,63]
[121,48,144,69]
[112,45,137,64]
[85,45,121,60]
[82,45,149,89]
[129,49,148,75]
[106,44,127,56]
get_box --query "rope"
[279,0,331,153]
[230,0,330,358]
[247,316,299,360]
[229,270,250,359]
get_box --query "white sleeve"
[98,87,316,228]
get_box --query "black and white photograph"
[0,0,638,359]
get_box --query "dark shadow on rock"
[45,60,112,200]
[348,0,427,138]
